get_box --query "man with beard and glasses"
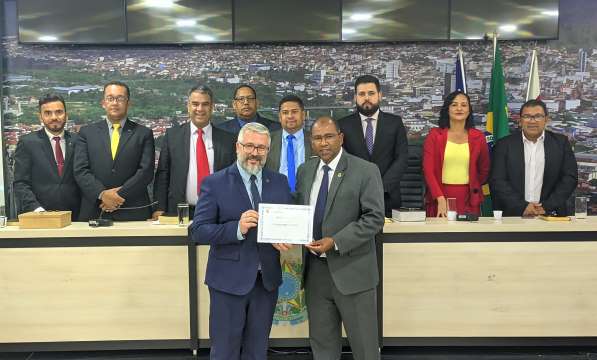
[338,75,408,216]
[152,85,236,219]
[190,122,293,360]
[14,94,81,218]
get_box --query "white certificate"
[257,203,313,244]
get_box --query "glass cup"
[446,197,457,221]
[575,196,588,219]
[493,210,503,220]
[0,205,6,228]
[177,203,190,226]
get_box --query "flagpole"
[458,48,467,93]
[492,31,498,58]
[525,49,537,101]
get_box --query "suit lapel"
[370,112,385,159]
[229,164,253,210]
[269,131,282,171]
[301,159,318,206]
[513,134,526,193]
[99,121,112,162]
[37,130,59,177]
[348,113,370,159]
[541,132,555,199]
[324,154,347,217]
[261,170,275,204]
[304,130,312,159]
[62,131,75,178]
[115,119,134,161]
[182,123,191,174]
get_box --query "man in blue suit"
[190,122,293,360]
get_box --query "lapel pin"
[337,172,343,178]
[265,178,270,183]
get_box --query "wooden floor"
[2,348,597,359]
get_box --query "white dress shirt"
[309,148,343,256]
[523,131,545,203]
[359,109,380,141]
[186,122,215,205]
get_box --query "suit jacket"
[153,123,236,213]
[13,129,80,218]
[295,151,385,295]
[265,129,312,173]
[338,111,408,214]
[422,127,490,215]
[489,130,578,216]
[190,164,293,296]
[216,113,281,135]
[73,119,155,221]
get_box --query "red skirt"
[426,184,480,217]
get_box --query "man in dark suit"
[190,122,293,360]
[265,94,311,192]
[152,85,236,219]
[74,81,155,221]
[13,94,80,218]
[490,99,578,217]
[296,117,385,360]
[216,84,281,135]
[338,74,408,216]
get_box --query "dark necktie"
[365,118,374,155]
[196,128,210,194]
[313,165,331,241]
[249,175,261,210]
[53,136,64,177]
[286,134,296,192]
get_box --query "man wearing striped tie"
[338,75,409,217]
[74,81,155,221]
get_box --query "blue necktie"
[250,175,261,210]
[313,165,331,241]
[286,134,296,192]
[365,118,374,155]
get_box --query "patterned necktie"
[313,165,331,241]
[111,123,120,160]
[196,128,210,194]
[286,134,296,192]
[53,136,64,177]
[249,175,261,210]
[365,118,374,155]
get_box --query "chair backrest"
[399,144,425,209]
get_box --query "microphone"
[88,201,158,227]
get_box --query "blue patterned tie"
[286,134,296,192]
[313,165,331,241]
[249,175,261,210]
[365,118,374,155]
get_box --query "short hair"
[278,94,304,110]
[103,80,130,99]
[238,122,271,147]
[354,74,380,92]
[312,116,341,133]
[519,99,548,117]
[438,90,475,129]
[233,84,257,99]
[188,84,214,103]
[38,94,66,112]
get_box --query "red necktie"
[196,128,210,194]
[53,136,64,177]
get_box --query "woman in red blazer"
[423,91,490,217]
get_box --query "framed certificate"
[257,203,313,244]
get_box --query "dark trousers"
[208,273,278,360]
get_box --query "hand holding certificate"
[257,203,313,245]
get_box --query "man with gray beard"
[190,122,293,360]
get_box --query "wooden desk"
[381,217,597,346]
[0,222,192,351]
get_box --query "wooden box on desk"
[18,211,72,229]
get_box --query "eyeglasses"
[234,96,256,103]
[521,114,546,121]
[239,142,268,154]
[311,133,339,143]
[104,96,128,104]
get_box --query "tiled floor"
[2,348,597,360]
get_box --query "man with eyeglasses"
[490,99,578,217]
[190,122,293,360]
[74,81,155,221]
[217,84,281,135]
[295,117,385,360]
[13,94,80,218]
[152,85,236,219]
[338,75,408,217]
[265,94,311,192]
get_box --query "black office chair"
[399,144,425,209]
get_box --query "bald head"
[310,116,344,164]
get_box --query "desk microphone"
[88,201,158,227]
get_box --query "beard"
[356,102,379,117]
[238,153,266,175]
